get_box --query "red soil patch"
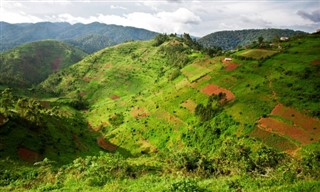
[51,57,62,71]
[311,60,320,65]
[97,137,118,152]
[258,118,316,145]
[181,99,197,113]
[201,84,235,101]
[224,63,240,71]
[110,95,120,100]
[131,107,148,119]
[271,104,320,133]
[18,147,41,163]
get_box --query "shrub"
[168,179,206,192]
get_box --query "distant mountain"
[0,22,158,53]
[0,40,87,87]
[198,29,306,50]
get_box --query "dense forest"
[0,22,158,53]
[198,29,306,50]
[0,40,87,87]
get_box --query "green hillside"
[198,29,306,50]
[1,33,320,191]
[0,22,158,53]
[0,40,87,87]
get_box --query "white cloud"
[0,3,43,23]
[50,8,200,34]
[110,5,127,10]
[1,1,319,36]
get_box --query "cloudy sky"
[1,0,319,36]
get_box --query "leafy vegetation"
[0,40,87,87]
[198,29,305,50]
[0,21,158,53]
[0,32,319,191]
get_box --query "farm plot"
[253,103,320,154]
[201,84,235,101]
[224,63,240,71]
[181,64,211,82]
[258,118,315,145]
[249,128,298,152]
[180,99,197,113]
[237,49,278,60]
[271,104,320,133]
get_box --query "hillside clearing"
[181,64,211,82]
[236,49,278,59]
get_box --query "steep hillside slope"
[41,33,320,155]
[0,22,158,53]
[198,29,306,50]
[1,34,319,191]
[0,40,87,87]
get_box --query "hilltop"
[0,22,158,53]
[0,33,319,191]
[198,29,306,50]
[0,40,87,87]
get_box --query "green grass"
[236,49,278,59]
[180,64,211,82]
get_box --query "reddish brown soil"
[18,147,41,163]
[131,107,148,118]
[201,84,235,101]
[311,60,320,65]
[110,95,120,100]
[97,137,118,151]
[224,63,240,71]
[181,99,197,112]
[51,57,62,71]
[258,118,316,145]
[271,104,320,133]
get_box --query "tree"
[0,88,14,117]
[258,36,264,45]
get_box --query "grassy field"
[236,49,278,59]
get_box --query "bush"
[168,179,206,192]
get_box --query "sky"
[1,0,320,36]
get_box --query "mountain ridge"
[0,40,87,87]
[0,21,159,53]
[198,28,306,50]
